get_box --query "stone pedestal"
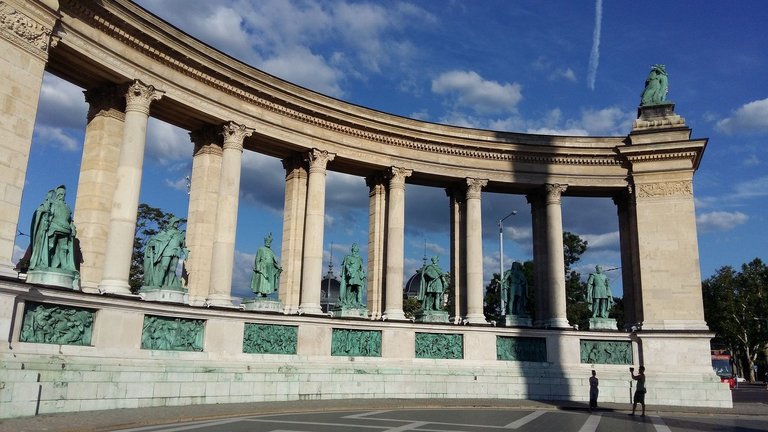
[504,314,532,328]
[417,310,450,324]
[332,306,368,318]
[588,317,617,331]
[241,297,283,312]
[26,269,80,290]
[633,103,685,130]
[139,286,188,304]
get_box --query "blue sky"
[17,0,768,300]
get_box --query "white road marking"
[344,410,393,419]
[650,415,672,432]
[504,410,547,428]
[577,414,602,432]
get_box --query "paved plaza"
[2,390,767,432]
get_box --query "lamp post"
[498,210,518,304]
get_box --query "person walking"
[630,366,646,416]
[589,370,599,412]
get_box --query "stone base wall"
[0,280,732,419]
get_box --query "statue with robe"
[338,243,365,308]
[417,256,450,311]
[640,64,669,106]
[143,217,188,288]
[501,261,528,316]
[586,265,613,318]
[250,233,282,296]
[28,186,77,273]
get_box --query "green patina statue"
[640,64,669,106]
[251,233,282,296]
[338,243,366,308]
[28,186,78,273]
[143,217,188,288]
[586,265,613,318]
[417,256,450,311]
[501,261,528,316]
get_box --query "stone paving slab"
[1,398,767,432]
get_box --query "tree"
[563,232,590,330]
[129,204,185,293]
[702,259,768,382]
[483,273,503,322]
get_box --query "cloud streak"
[587,0,603,90]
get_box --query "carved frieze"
[635,180,692,198]
[0,2,54,59]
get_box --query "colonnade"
[0,0,711,332]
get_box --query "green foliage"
[563,232,590,330]
[483,273,503,322]
[130,203,185,293]
[702,258,768,382]
[403,296,422,319]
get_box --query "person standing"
[631,366,646,416]
[589,370,599,412]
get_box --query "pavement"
[2,392,767,432]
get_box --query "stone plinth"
[504,315,532,328]
[139,286,188,304]
[241,297,283,312]
[331,306,368,318]
[632,103,686,131]
[588,317,618,331]
[26,269,80,290]
[416,310,450,323]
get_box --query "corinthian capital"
[465,178,488,200]
[84,85,125,123]
[124,80,164,115]
[305,149,336,173]
[221,122,253,152]
[545,183,568,204]
[388,166,413,189]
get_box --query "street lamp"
[498,209,518,290]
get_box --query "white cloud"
[432,70,523,115]
[34,126,80,151]
[145,119,191,164]
[551,68,577,82]
[716,98,768,134]
[165,176,189,192]
[742,155,760,166]
[526,127,589,136]
[579,107,634,135]
[37,73,87,130]
[587,0,603,90]
[581,231,619,249]
[261,46,345,97]
[696,211,748,233]
[733,176,768,199]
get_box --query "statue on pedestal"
[586,265,613,319]
[29,186,78,273]
[501,261,528,316]
[338,243,365,308]
[143,217,188,289]
[250,233,282,296]
[417,256,450,312]
[640,64,668,106]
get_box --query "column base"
[282,304,300,315]
[543,318,571,329]
[204,294,239,308]
[464,313,489,325]
[98,279,135,296]
[298,303,325,316]
[382,309,406,321]
[187,295,208,307]
[80,281,101,294]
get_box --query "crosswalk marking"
[577,414,602,432]
[650,415,672,432]
[504,410,547,428]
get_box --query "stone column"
[447,187,467,322]
[464,178,488,325]
[298,149,335,315]
[614,191,639,328]
[279,154,308,314]
[73,85,125,292]
[98,81,163,295]
[207,122,252,307]
[527,192,548,328]
[185,126,223,306]
[0,0,59,276]
[366,173,387,320]
[543,183,569,328]
[382,166,412,321]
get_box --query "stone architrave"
[543,183,569,328]
[298,149,335,315]
[207,122,253,307]
[98,80,164,295]
[185,126,223,306]
[279,155,308,314]
[0,0,59,277]
[464,178,487,325]
[366,173,387,320]
[382,166,412,321]
[74,85,125,292]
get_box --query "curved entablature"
[49,0,703,193]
